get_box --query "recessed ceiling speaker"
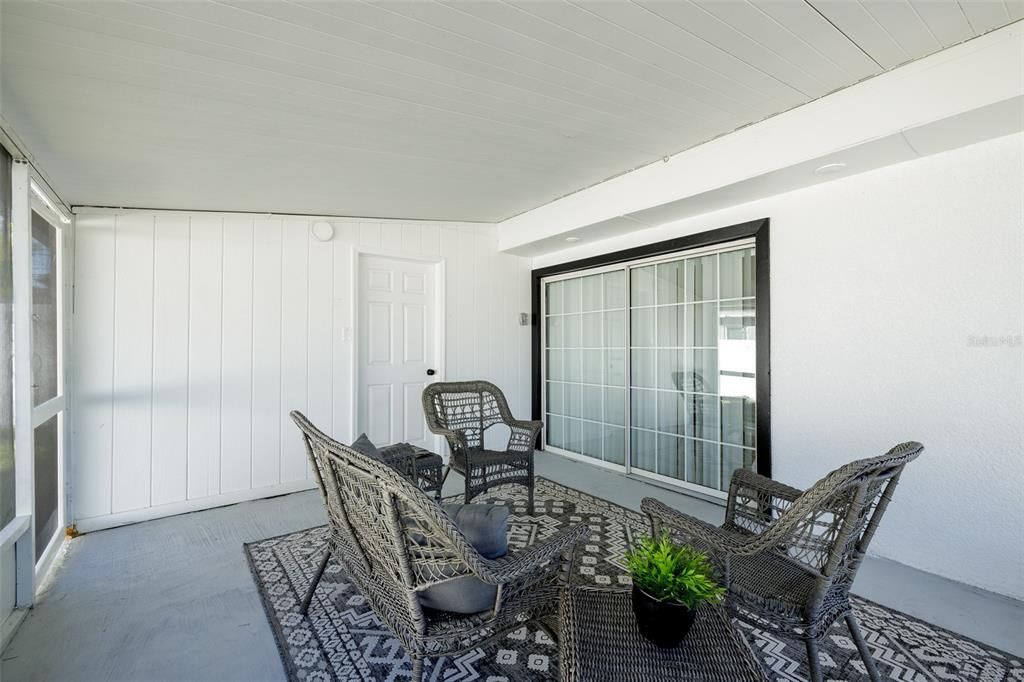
[311,221,335,242]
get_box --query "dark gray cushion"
[441,503,509,560]
[417,503,510,614]
[350,433,382,460]
[418,575,496,616]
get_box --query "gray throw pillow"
[417,503,510,615]
[441,503,509,560]
[350,433,382,461]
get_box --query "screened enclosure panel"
[31,211,59,407]
[34,415,59,560]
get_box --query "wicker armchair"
[422,381,541,514]
[642,442,923,682]
[290,411,586,682]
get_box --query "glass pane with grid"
[629,247,757,491]
[545,271,626,465]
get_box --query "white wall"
[532,133,1024,600]
[71,212,532,531]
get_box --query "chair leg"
[299,549,331,615]
[437,466,451,501]
[846,613,882,682]
[805,637,824,682]
[527,456,535,515]
[464,466,474,505]
[411,656,424,682]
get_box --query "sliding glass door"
[545,269,627,467]
[542,240,758,497]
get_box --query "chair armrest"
[642,498,753,556]
[643,496,831,562]
[475,524,588,584]
[730,468,803,503]
[506,419,542,453]
[425,426,470,454]
[725,469,804,536]
[508,419,542,432]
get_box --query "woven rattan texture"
[422,381,541,513]
[643,442,925,682]
[289,411,585,681]
[559,586,767,682]
[246,475,1021,681]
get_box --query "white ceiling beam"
[497,22,1023,256]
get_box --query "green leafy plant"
[626,534,726,609]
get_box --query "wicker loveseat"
[290,411,586,681]
[295,432,444,615]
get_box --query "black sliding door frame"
[531,218,771,481]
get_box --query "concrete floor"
[3,452,1022,681]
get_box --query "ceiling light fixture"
[814,162,847,175]
[29,179,72,224]
[565,236,582,243]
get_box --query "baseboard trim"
[73,480,318,533]
[1,607,28,653]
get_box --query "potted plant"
[625,533,726,648]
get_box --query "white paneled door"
[358,254,439,450]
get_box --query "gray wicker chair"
[642,441,923,682]
[422,381,541,514]
[290,411,586,682]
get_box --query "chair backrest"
[422,380,513,450]
[289,411,485,645]
[732,442,922,590]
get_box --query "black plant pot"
[631,585,697,648]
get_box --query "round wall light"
[311,221,335,242]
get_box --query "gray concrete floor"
[3,452,1022,681]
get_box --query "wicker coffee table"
[559,585,767,682]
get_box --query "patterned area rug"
[245,478,1022,681]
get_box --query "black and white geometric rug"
[244,478,1023,681]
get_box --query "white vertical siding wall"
[71,211,532,531]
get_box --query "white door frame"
[26,177,72,582]
[349,246,446,455]
[2,162,74,635]
[2,162,34,646]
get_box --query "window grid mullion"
[541,243,755,494]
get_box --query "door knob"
[426,369,436,376]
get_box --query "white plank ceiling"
[1,0,1020,221]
